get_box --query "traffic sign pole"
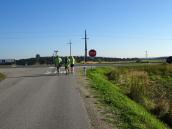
[89,49,97,70]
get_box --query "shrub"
[161,110,172,127]
[106,68,120,82]
[152,99,170,118]
[166,56,172,64]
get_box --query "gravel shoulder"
[75,69,117,129]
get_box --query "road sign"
[89,49,97,57]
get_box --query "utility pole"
[82,30,89,63]
[54,50,59,56]
[145,50,148,59]
[67,40,72,56]
[52,53,55,64]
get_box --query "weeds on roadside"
[88,68,170,129]
[106,64,172,128]
[0,73,5,81]
[126,71,149,103]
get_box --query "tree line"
[0,55,169,66]
[15,56,140,65]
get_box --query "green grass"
[0,73,5,81]
[141,59,165,63]
[87,67,170,129]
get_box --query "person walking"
[64,57,70,75]
[69,56,75,73]
[54,55,62,74]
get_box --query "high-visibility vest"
[70,57,75,64]
[55,57,62,65]
[65,58,70,67]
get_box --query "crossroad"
[0,67,90,129]
[44,67,67,75]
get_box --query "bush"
[161,111,172,127]
[136,59,142,63]
[152,99,170,118]
[106,68,120,82]
[166,56,172,64]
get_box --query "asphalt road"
[0,67,90,129]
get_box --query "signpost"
[89,49,97,57]
[83,49,97,76]
[89,49,97,70]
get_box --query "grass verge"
[0,73,6,81]
[87,67,170,129]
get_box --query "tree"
[166,56,172,64]
[136,59,142,63]
[36,54,40,64]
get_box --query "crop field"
[87,64,172,129]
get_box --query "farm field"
[87,64,172,129]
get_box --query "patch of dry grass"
[0,73,5,81]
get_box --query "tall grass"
[126,71,149,103]
[87,68,170,129]
[106,64,172,127]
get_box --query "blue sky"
[0,0,172,59]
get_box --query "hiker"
[64,57,70,74]
[54,55,62,74]
[69,56,75,73]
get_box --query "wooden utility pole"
[67,41,72,56]
[82,30,89,63]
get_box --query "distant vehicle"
[166,56,172,64]
[0,59,15,65]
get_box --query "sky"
[0,0,172,59]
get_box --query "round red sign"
[89,49,97,57]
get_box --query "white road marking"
[48,67,56,69]
[44,67,67,75]
[44,71,66,74]
[44,71,51,75]
[60,71,66,74]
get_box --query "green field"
[87,64,172,129]
[140,59,166,63]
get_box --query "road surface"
[0,67,90,129]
